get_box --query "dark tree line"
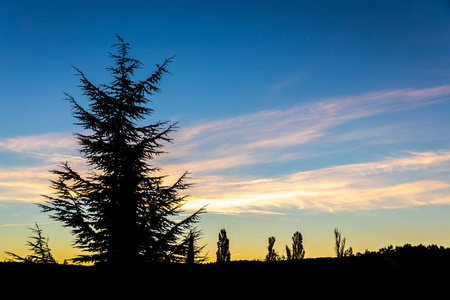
[356,243,450,265]
[214,229,307,263]
[217,228,350,262]
[38,36,206,265]
[7,224,450,267]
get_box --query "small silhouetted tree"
[184,228,207,264]
[185,235,195,264]
[39,36,206,265]
[216,229,231,263]
[285,245,292,260]
[265,236,278,262]
[334,228,346,258]
[285,231,305,260]
[292,231,305,259]
[344,247,354,257]
[5,223,56,264]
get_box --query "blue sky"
[1,0,450,261]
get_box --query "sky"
[1,0,450,262]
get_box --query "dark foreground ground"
[1,256,449,295]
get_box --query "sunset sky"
[1,0,450,261]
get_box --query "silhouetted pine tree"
[40,36,206,265]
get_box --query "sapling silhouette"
[5,223,56,264]
[285,245,292,260]
[185,234,195,265]
[265,236,278,262]
[184,228,207,264]
[334,228,347,258]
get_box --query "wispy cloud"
[158,84,450,213]
[0,165,55,202]
[0,132,82,164]
[0,133,77,153]
[270,72,304,92]
[0,134,85,203]
[160,84,450,174]
[0,85,449,215]
[183,150,450,214]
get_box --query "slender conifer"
[216,229,231,262]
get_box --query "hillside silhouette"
[2,244,450,289]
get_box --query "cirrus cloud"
[0,84,449,215]
[183,150,450,214]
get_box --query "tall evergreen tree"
[40,36,206,265]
